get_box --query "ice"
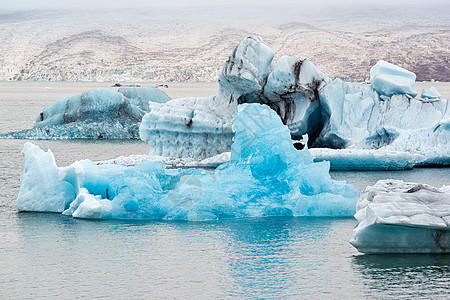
[263,56,330,139]
[118,86,171,111]
[98,152,231,168]
[2,87,170,139]
[369,60,417,97]
[139,97,235,158]
[140,37,330,157]
[17,103,358,221]
[421,86,441,100]
[309,148,421,171]
[217,36,275,103]
[313,78,450,168]
[4,36,449,170]
[16,142,76,212]
[350,180,450,253]
[139,36,276,159]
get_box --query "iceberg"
[17,104,358,221]
[0,87,170,139]
[421,86,441,100]
[369,60,417,98]
[350,180,450,254]
[313,78,450,167]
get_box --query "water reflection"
[352,254,450,299]
[12,213,360,298]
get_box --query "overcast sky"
[2,0,449,10]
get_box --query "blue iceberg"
[1,87,170,139]
[17,104,358,221]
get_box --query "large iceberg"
[138,36,449,169]
[0,87,170,139]
[17,104,357,221]
[350,180,450,254]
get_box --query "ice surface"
[313,78,450,168]
[217,36,274,103]
[309,148,421,171]
[139,96,235,158]
[263,56,330,139]
[2,87,170,139]
[118,86,171,111]
[370,60,417,97]
[350,180,450,253]
[17,104,358,221]
[421,86,441,100]
[140,37,330,157]
[16,143,76,212]
[3,36,449,170]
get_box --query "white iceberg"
[17,104,358,221]
[350,180,450,254]
[369,60,417,98]
[313,78,450,167]
[421,86,441,100]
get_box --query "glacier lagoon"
[1,82,450,298]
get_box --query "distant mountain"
[1,6,449,82]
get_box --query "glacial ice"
[350,180,450,253]
[17,104,358,220]
[1,87,170,139]
[369,60,417,97]
[142,37,331,158]
[421,86,441,100]
[313,78,450,167]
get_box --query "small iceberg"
[0,87,170,139]
[17,104,357,221]
[350,179,450,254]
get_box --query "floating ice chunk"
[2,87,170,139]
[312,78,450,167]
[309,148,421,171]
[370,60,417,97]
[263,56,330,139]
[17,104,358,221]
[350,180,450,253]
[17,142,76,212]
[421,86,441,100]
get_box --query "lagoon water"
[0,82,449,299]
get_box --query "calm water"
[0,82,449,299]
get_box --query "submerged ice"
[17,104,357,221]
[350,180,450,254]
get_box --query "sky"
[2,0,448,10]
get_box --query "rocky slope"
[0,4,449,82]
